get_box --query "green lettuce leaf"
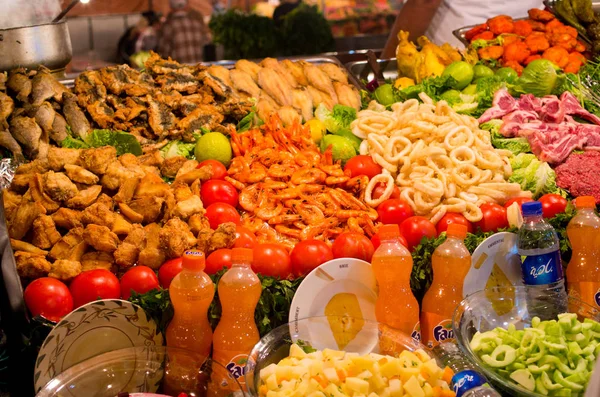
[481,120,531,155]
[159,140,196,159]
[60,136,89,149]
[508,153,562,198]
[511,59,561,97]
[315,104,357,134]
[84,129,142,156]
[237,111,263,132]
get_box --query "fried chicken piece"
[175,160,199,180]
[174,165,213,185]
[9,201,45,240]
[0,91,14,124]
[114,224,146,268]
[81,251,114,272]
[112,214,133,236]
[49,227,87,261]
[64,164,99,185]
[11,239,48,256]
[128,196,164,223]
[190,179,201,197]
[101,160,145,191]
[47,147,81,171]
[3,190,21,221]
[63,92,91,141]
[15,159,48,175]
[66,185,102,209]
[138,150,164,167]
[303,63,338,103]
[277,106,302,127]
[230,69,261,98]
[138,223,166,269]
[10,174,32,193]
[83,224,119,252]
[333,82,361,111]
[49,260,82,281]
[15,251,51,279]
[113,177,140,204]
[96,194,114,209]
[29,174,60,213]
[146,94,176,139]
[189,213,210,235]
[51,208,83,229]
[10,116,43,159]
[160,218,197,258]
[80,146,117,175]
[43,171,78,202]
[197,222,236,255]
[235,59,261,82]
[160,156,187,179]
[118,203,144,223]
[258,68,293,107]
[172,195,204,220]
[319,63,349,84]
[32,215,62,249]
[172,182,194,202]
[292,88,314,121]
[281,59,309,86]
[135,172,170,198]
[81,203,116,228]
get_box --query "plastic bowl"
[453,286,600,397]
[35,346,244,397]
[244,316,428,396]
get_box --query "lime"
[320,134,356,165]
[305,119,326,143]
[374,84,395,106]
[442,61,474,90]
[495,67,518,83]
[439,89,462,105]
[473,64,495,81]
[462,84,478,95]
[194,132,232,167]
[335,128,362,152]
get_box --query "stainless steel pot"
[0,20,72,75]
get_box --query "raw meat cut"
[556,151,600,203]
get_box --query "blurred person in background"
[382,0,543,57]
[157,0,211,63]
[117,11,160,64]
[135,11,162,53]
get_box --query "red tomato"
[344,155,383,178]
[200,180,239,208]
[197,159,227,180]
[205,249,233,275]
[372,183,401,200]
[371,233,408,250]
[120,266,160,300]
[233,225,258,249]
[332,233,375,262]
[290,240,334,277]
[69,269,121,308]
[252,244,292,279]
[158,258,183,289]
[377,198,414,225]
[504,197,533,209]
[205,203,241,229]
[24,278,73,322]
[435,213,474,235]
[475,203,509,233]
[399,216,437,250]
[539,194,568,219]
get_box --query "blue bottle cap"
[522,201,543,216]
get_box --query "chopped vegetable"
[84,129,143,156]
[314,104,357,134]
[159,139,196,159]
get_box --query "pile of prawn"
[227,117,378,250]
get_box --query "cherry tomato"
[435,213,474,235]
[252,244,292,279]
[344,155,383,178]
[120,266,160,300]
[504,197,533,209]
[69,269,121,308]
[332,233,375,262]
[371,233,408,250]
[290,240,334,277]
[377,198,414,225]
[233,225,258,249]
[24,278,73,322]
[372,183,401,200]
[399,216,437,250]
[539,194,568,219]
[197,159,227,180]
[200,180,239,208]
[205,203,241,229]
[475,203,508,233]
[158,258,183,289]
[205,249,233,275]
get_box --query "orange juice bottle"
[212,248,261,391]
[372,224,420,341]
[421,224,470,349]
[567,196,600,309]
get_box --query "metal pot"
[0,20,72,75]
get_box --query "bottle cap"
[231,247,253,264]
[182,250,206,271]
[446,223,468,239]
[378,224,400,241]
[521,201,543,217]
[574,196,596,209]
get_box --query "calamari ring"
[430,205,447,225]
[409,166,435,180]
[384,136,412,162]
[359,139,370,155]
[414,178,444,197]
[444,198,467,213]
[426,155,453,173]
[444,126,474,150]
[364,173,395,208]
[367,134,387,154]
[452,163,481,186]
[459,191,479,203]
[478,169,493,184]
[373,153,398,173]
[450,147,476,165]
[463,202,483,223]
[475,150,503,170]
[400,187,417,212]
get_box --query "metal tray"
[345,58,398,89]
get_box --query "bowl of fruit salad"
[35,346,243,397]
[453,286,600,397]
[245,316,456,397]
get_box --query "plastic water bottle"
[433,342,501,397]
[517,201,568,318]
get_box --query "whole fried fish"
[51,113,68,143]
[0,129,24,162]
[9,116,42,158]
[7,68,32,102]
[31,70,68,106]
[63,92,91,141]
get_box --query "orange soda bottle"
[372,224,420,341]
[212,248,262,391]
[567,196,600,309]
[421,224,470,349]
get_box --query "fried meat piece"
[28,174,60,213]
[138,223,166,269]
[118,203,144,223]
[64,164,99,185]
[11,239,48,256]
[160,218,197,258]
[81,203,116,228]
[80,146,117,175]
[113,177,139,204]
[9,174,31,193]
[83,224,119,252]
[95,193,114,209]
[74,70,107,104]
[174,165,212,185]
[174,160,198,180]
[49,227,87,261]
[10,116,43,159]
[48,147,81,171]
[146,94,176,139]
[101,160,145,191]
[15,251,51,279]
[7,68,32,102]
[114,224,146,268]
[172,195,203,220]
[134,172,170,198]
[16,159,49,175]
[112,214,133,236]
[138,150,164,167]
[51,208,83,230]
[0,128,24,162]
[171,182,193,202]
[196,222,236,255]
[63,92,91,140]
[3,190,21,221]
[32,215,62,249]
[66,185,102,209]
[128,196,164,223]
[86,100,116,129]
[49,259,82,281]
[160,156,188,179]
[31,70,68,106]
[81,251,114,272]
[51,113,69,143]
[43,171,78,202]
[9,201,45,240]
[188,213,210,235]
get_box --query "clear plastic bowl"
[453,287,600,397]
[244,316,428,396]
[35,346,243,397]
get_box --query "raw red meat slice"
[478,89,518,123]
[561,92,600,125]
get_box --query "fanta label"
[421,312,454,348]
[411,322,421,343]
[212,351,250,390]
[521,250,563,285]
[451,369,486,397]
[567,281,600,309]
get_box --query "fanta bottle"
[372,224,420,341]
[567,196,600,309]
[212,248,262,392]
[421,224,470,349]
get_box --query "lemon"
[305,119,326,143]
[442,61,474,90]
[194,132,232,167]
[394,77,415,89]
